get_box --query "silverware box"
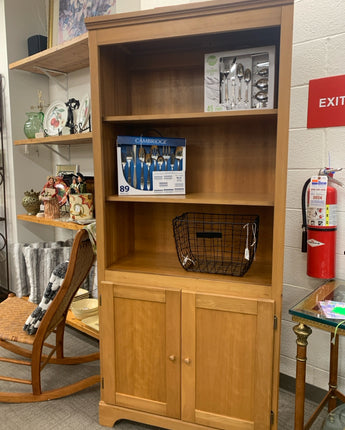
[204,45,276,112]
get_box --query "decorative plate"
[44,100,68,136]
[76,94,90,131]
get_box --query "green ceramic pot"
[23,112,44,139]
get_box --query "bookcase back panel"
[99,27,281,116]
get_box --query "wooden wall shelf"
[14,132,92,146]
[9,33,89,75]
[17,214,86,230]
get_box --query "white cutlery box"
[204,45,276,112]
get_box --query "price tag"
[309,176,327,208]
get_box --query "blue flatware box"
[117,135,186,196]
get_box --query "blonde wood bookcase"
[9,36,98,338]
[86,1,293,429]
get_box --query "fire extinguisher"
[301,168,343,279]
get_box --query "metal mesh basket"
[172,212,259,276]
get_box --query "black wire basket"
[172,212,259,276]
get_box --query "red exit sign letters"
[307,74,345,128]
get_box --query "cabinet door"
[113,285,180,419]
[182,292,275,430]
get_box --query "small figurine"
[39,176,60,219]
[68,175,79,194]
[76,172,87,193]
[54,173,69,207]
[65,98,80,134]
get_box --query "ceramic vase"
[22,190,41,215]
[23,112,44,139]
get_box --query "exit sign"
[307,74,345,128]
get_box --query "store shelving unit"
[86,0,293,429]
[10,34,93,231]
[9,34,98,337]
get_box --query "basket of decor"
[172,212,259,276]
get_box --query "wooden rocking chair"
[0,229,100,402]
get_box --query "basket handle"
[243,223,257,260]
[196,232,222,239]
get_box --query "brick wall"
[281,0,345,389]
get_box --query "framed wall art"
[56,164,79,176]
[48,0,117,47]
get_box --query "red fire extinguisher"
[302,168,343,279]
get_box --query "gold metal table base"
[293,323,345,430]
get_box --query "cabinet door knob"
[169,355,176,362]
[184,357,191,364]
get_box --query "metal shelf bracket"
[42,143,70,161]
[34,66,68,91]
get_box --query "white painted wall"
[0,0,16,245]
[4,0,52,244]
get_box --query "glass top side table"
[289,279,345,430]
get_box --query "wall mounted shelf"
[17,214,86,230]
[14,132,93,146]
[9,33,89,75]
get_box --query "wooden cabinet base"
[99,402,231,430]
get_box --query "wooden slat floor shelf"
[66,309,99,340]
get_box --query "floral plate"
[44,101,68,136]
[76,94,90,132]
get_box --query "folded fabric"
[83,222,96,254]
[23,261,68,335]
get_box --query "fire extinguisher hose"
[301,178,311,253]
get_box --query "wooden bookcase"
[86,0,293,428]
